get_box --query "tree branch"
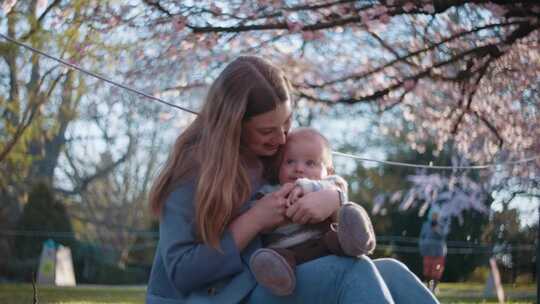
[55,137,135,196]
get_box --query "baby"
[249,127,376,296]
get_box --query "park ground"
[0,282,535,304]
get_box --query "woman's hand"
[285,188,340,224]
[287,185,304,206]
[249,183,295,232]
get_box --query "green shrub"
[514,273,534,284]
[14,183,75,263]
[467,266,490,283]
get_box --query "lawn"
[0,284,145,304]
[435,282,536,303]
[0,283,535,303]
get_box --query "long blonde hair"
[149,56,292,248]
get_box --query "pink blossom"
[484,3,508,17]
[371,6,388,16]
[302,31,316,41]
[108,15,120,27]
[210,3,222,15]
[403,2,415,12]
[158,112,173,122]
[74,43,87,57]
[172,15,187,31]
[166,46,177,58]
[135,50,145,59]
[67,57,79,65]
[286,20,304,32]
[37,0,48,12]
[360,10,371,24]
[403,79,416,90]
[378,13,391,24]
[423,4,435,14]
[2,0,17,14]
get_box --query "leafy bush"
[13,183,75,279]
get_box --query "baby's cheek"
[278,166,292,184]
[310,167,327,180]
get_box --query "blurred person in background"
[419,207,449,294]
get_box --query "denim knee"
[374,258,410,272]
[373,258,416,281]
[373,258,439,304]
[349,255,379,273]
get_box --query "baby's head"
[278,127,334,184]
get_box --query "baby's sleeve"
[325,175,348,193]
[319,175,349,202]
[295,175,348,197]
[295,178,324,193]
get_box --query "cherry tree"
[3,0,537,225]
[136,0,538,166]
[134,1,539,219]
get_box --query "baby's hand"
[249,183,295,232]
[287,185,304,206]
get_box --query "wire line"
[332,151,540,170]
[0,33,198,115]
[2,33,538,170]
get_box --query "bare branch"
[55,137,135,196]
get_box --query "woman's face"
[242,101,292,157]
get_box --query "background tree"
[482,199,538,283]
[136,0,539,197]
[345,136,490,281]
[11,182,74,280]
[0,1,174,276]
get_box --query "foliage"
[1,0,536,220]
[373,160,491,229]
[136,1,539,175]
[125,0,540,220]
[444,210,490,282]
[482,209,538,283]
[1,1,165,275]
[345,140,492,280]
[14,182,75,260]
[126,220,158,267]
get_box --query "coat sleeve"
[159,182,244,294]
[419,223,429,243]
[418,223,429,256]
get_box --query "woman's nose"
[275,129,287,145]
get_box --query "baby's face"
[278,136,329,184]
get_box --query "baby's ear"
[327,166,335,175]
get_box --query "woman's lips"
[264,144,279,151]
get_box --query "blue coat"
[418,220,448,257]
[146,180,262,304]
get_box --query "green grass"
[436,282,535,303]
[0,283,535,303]
[0,284,146,304]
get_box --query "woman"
[419,207,449,293]
[146,56,439,304]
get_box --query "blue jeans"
[246,256,439,304]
